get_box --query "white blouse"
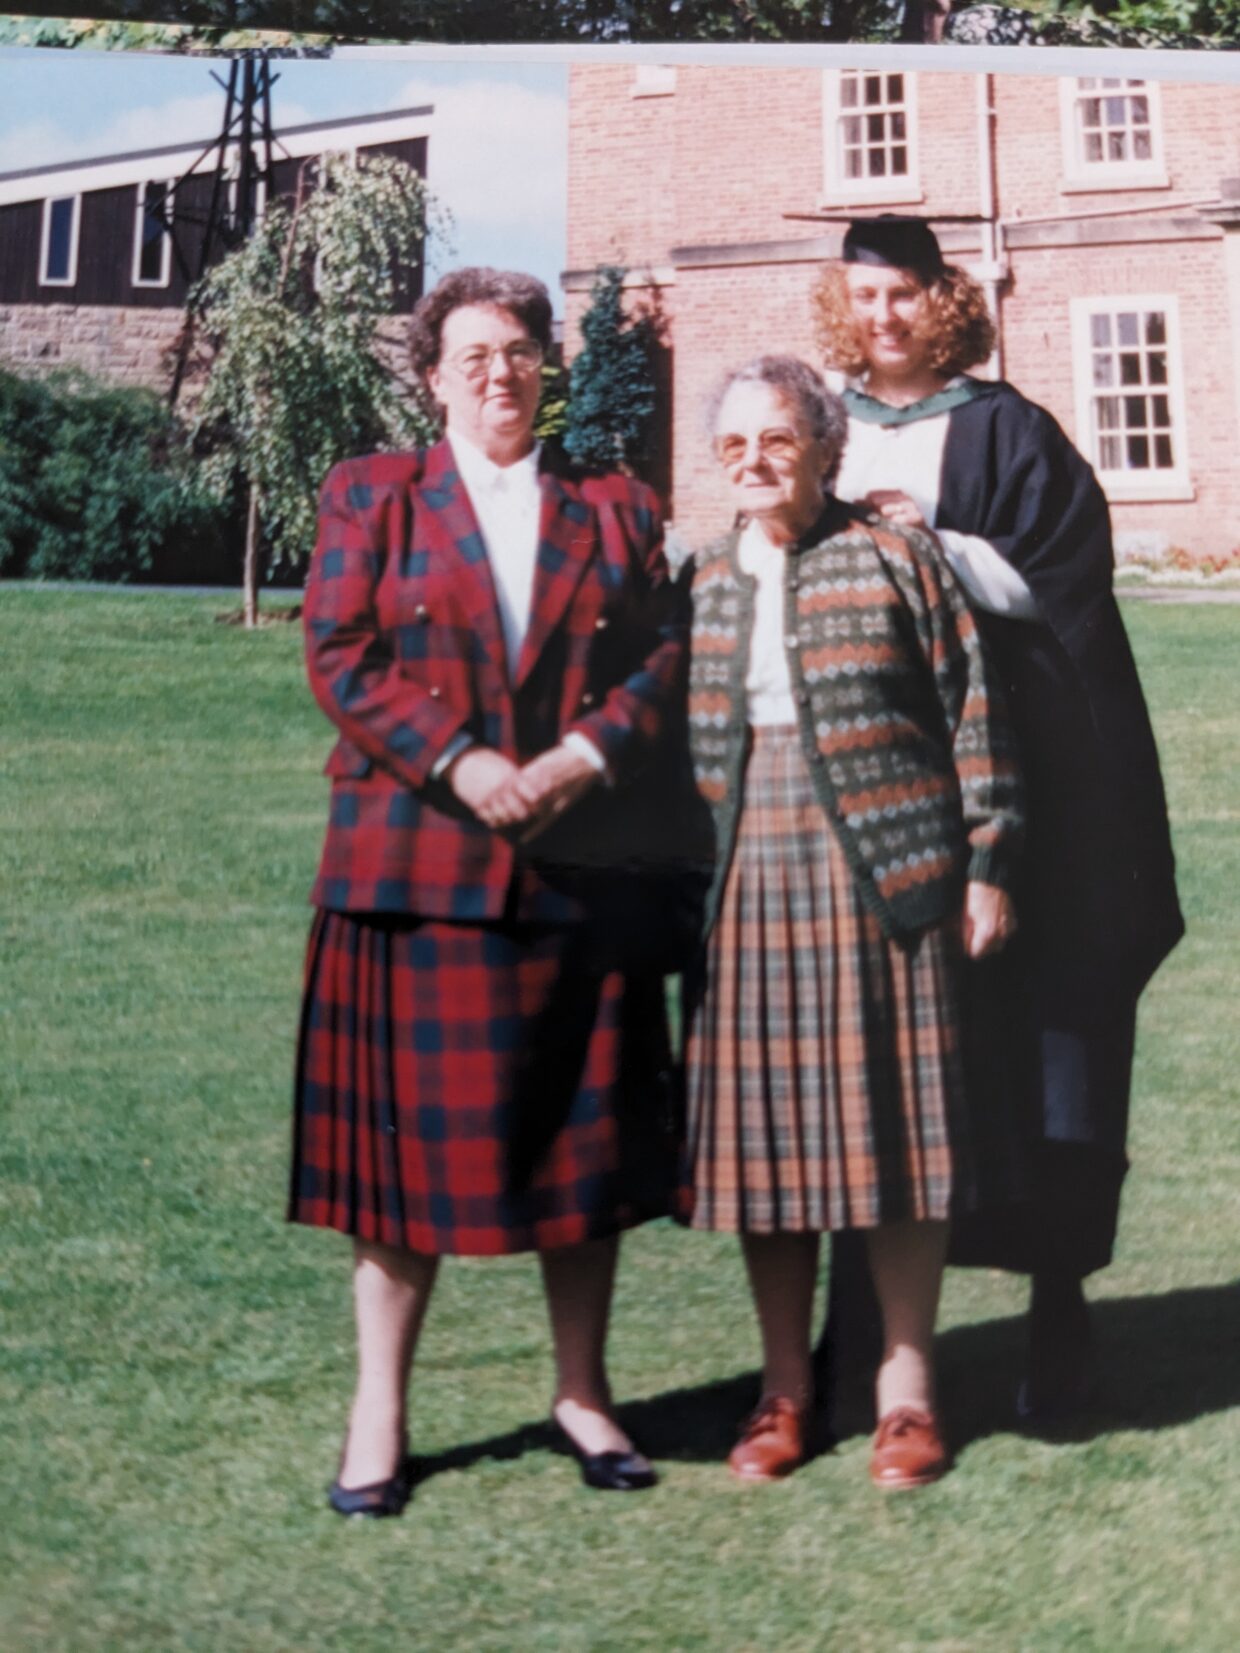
[737,518,798,726]
[834,401,1039,622]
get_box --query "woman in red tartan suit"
[289,268,695,1515]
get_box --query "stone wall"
[0,303,186,388]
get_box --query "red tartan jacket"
[304,439,690,923]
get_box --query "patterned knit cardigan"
[688,501,1025,944]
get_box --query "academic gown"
[845,376,1184,1276]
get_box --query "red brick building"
[564,63,1240,556]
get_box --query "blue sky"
[0,48,569,306]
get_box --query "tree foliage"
[183,151,439,618]
[564,268,660,477]
[0,2,905,46]
[4,0,1239,44]
[0,369,228,582]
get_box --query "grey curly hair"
[706,355,848,480]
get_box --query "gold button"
[594,616,609,631]
[415,603,430,621]
[581,692,596,708]
[428,685,441,699]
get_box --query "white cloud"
[395,76,567,234]
[0,94,316,176]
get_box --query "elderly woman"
[814,217,1184,1417]
[289,267,688,1515]
[685,355,1024,1489]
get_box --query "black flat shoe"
[328,1441,416,1518]
[552,1421,658,1492]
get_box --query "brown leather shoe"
[728,1395,807,1482]
[869,1405,950,1490]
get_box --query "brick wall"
[566,64,1240,555]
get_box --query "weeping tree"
[564,267,662,479]
[183,151,441,626]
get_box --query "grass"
[1,588,1237,1652]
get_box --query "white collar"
[447,428,542,495]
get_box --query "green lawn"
[1,589,1237,1653]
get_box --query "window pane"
[1145,312,1166,345]
[1124,396,1147,428]
[891,146,908,175]
[868,113,885,142]
[864,74,882,105]
[1117,313,1139,345]
[1084,134,1103,163]
[1132,97,1149,123]
[1120,353,1142,386]
[1148,352,1168,385]
[1104,97,1127,126]
[1090,314,1112,348]
[845,150,862,179]
[869,149,887,177]
[841,76,857,108]
[138,183,168,283]
[1154,434,1174,468]
[1100,435,1122,469]
[891,112,906,140]
[1152,394,1171,426]
[887,74,903,102]
[1107,132,1127,162]
[1083,98,1101,126]
[1096,397,1119,430]
[1093,355,1115,388]
[1127,434,1150,468]
[843,116,862,144]
[45,198,74,281]
[1133,131,1152,161]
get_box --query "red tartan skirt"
[289,909,687,1256]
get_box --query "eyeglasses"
[713,427,806,468]
[444,341,545,382]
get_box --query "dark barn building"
[0,104,432,387]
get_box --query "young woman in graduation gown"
[813,217,1184,1416]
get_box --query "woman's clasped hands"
[445,743,599,838]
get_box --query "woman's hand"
[445,747,530,828]
[865,489,929,532]
[512,744,602,841]
[962,882,1018,959]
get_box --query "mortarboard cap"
[841,215,945,281]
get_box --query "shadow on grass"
[407,1280,1240,1485]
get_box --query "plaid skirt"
[685,727,975,1234]
[289,909,685,1256]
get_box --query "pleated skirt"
[685,727,975,1234]
[289,909,686,1256]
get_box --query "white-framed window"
[1070,295,1192,502]
[631,64,676,98]
[39,194,81,287]
[132,179,173,288]
[823,69,922,206]
[1060,77,1168,192]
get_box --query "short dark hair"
[408,267,553,382]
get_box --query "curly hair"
[706,355,849,480]
[408,267,553,383]
[812,260,996,380]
